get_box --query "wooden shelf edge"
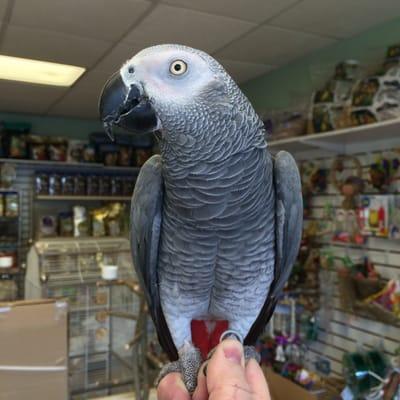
[268,118,400,152]
[0,158,140,173]
[36,195,131,201]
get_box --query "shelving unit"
[0,158,140,174]
[268,118,400,158]
[0,159,138,300]
[0,267,20,275]
[293,122,400,378]
[0,215,18,221]
[34,236,128,244]
[0,188,23,300]
[36,195,131,201]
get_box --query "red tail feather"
[191,320,229,359]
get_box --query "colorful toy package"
[309,60,360,133]
[358,195,390,237]
[350,43,400,125]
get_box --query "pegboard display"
[291,143,400,379]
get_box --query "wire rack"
[25,237,148,399]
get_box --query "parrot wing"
[245,150,303,344]
[130,154,178,360]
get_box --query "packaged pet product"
[358,195,390,238]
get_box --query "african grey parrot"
[99,44,302,393]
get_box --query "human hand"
[157,339,271,400]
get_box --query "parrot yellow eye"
[170,60,187,75]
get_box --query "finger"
[192,362,208,400]
[206,339,252,400]
[245,359,271,400]
[157,372,191,400]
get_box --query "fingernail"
[222,341,243,365]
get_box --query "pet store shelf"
[0,216,18,221]
[36,195,131,201]
[0,267,21,276]
[34,236,129,245]
[0,158,140,173]
[268,118,400,157]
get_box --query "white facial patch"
[120,47,217,106]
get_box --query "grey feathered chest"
[157,145,276,343]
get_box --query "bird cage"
[25,237,133,294]
[25,237,146,398]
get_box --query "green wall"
[2,16,400,133]
[242,17,400,114]
[0,111,101,139]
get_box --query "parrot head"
[99,44,239,142]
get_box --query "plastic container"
[0,255,14,268]
[101,265,118,280]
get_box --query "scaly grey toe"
[244,345,261,363]
[155,361,181,387]
[180,345,202,394]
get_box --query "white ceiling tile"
[48,87,100,119]
[0,80,67,114]
[0,0,8,21]
[48,69,115,118]
[95,43,143,73]
[72,69,113,95]
[123,4,256,53]
[215,25,336,65]
[218,59,275,83]
[11,0,152,41]
[160,0,298,23]
[2,25,111,67]
[270,0,400,39]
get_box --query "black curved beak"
[98,72,158,141]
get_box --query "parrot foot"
[156,343,202,394]
[244,345,261,364]
[179,342,202,394]
[155,360,181,387]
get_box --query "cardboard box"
[265,368,318,400]
[0,299,68,400]
[264,368,338,400]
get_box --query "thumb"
[246,359,271,400]
[206,339,252,400]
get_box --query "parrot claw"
[244,345,261,364]
[219,329,243,343]
[155,360,181,387]
[156,343,202,394]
